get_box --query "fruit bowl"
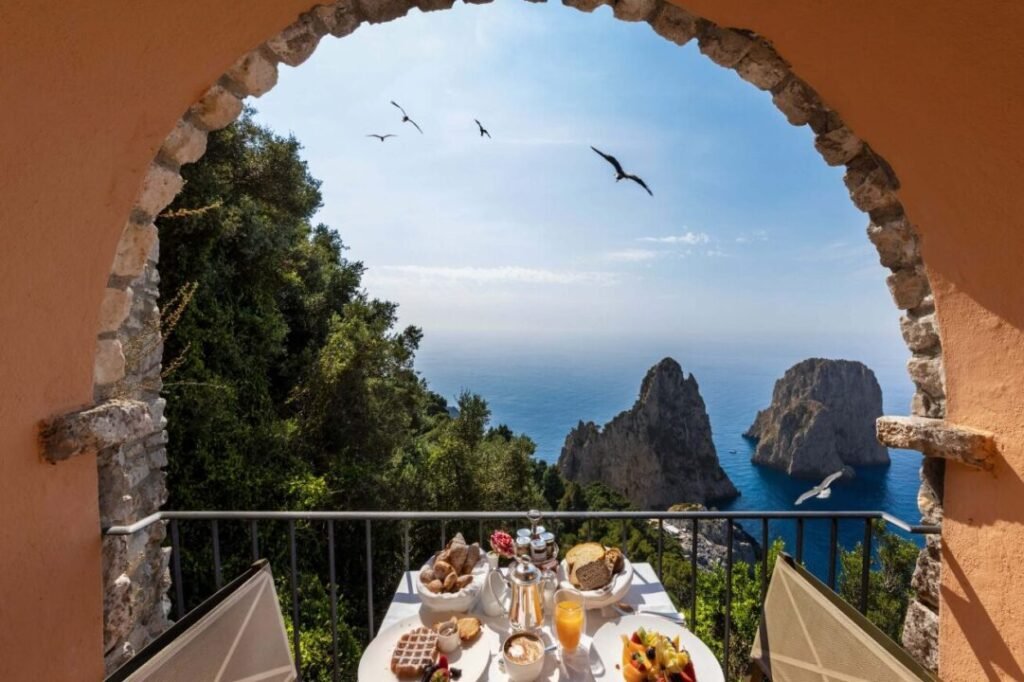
[415,555,490,613]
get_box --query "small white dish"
[436,621,461,653]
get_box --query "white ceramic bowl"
[415,554,490,612]
[557,556,634,610]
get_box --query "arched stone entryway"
[55,0,948,672]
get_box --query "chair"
[106,559,296,682]
[749,554,937,682]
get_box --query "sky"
[251,1,905,357]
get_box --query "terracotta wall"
[1,1,1022,679]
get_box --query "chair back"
[751,554,937,682]
[106,560,295,682]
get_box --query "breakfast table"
[371,562,724,681]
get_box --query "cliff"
[745,358,890,478]
[558,358,739,508]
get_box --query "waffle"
[390,626,438,677]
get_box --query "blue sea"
[415,334,924,579]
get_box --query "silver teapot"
[491,557,557,632]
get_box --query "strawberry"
[681,660,697,682]
[437,655,449,670]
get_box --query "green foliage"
[838,520,920,641]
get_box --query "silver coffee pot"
[501,557,557,632]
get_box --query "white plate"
[357,612,497,681]
[589,615,724,682]
[558,557,634,610]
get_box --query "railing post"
[760,517,769,604]
[690,518,698,629]
[657,518,664,581]
[289,520,302,681]
[328,520,339,682]
[796,517,805,564]
[250,519,259,561]
[403,521,411,575]
[860,519,872,614]
[723,520,733,674]
[170,519,185,620]
[211,519,222,589]
[828,517,838,590]
[366,519,375,637]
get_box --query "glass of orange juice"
[553,589,586,652]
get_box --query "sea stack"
[558,358,739,508]
[745,358,890,478]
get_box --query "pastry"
[457,616,481,641]
[427,579,444,594]
[433,560,454,578]
[419,568,436,585]
[443,571,457,591]
[448,543,468,574]
[465,542,481,570]
[455,574,473,589]
[390,626,438,677]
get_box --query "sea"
[415,333,924,580]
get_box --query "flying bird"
[474,119,491,138]
[590,146,653,196]
[794,470,845,506]
[366,134,397,142]
[391,101,423,134]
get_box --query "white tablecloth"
[378,562,688,680]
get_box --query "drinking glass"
[553,589,586,652]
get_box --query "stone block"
[266,14,323,66]
[160,119,208,167]
[866,215,919,269]
[877,415,995,469]
[814,126,863,166]
[698,26,754,68]
[647,3,698,45]
[733,41,788,90]
[135,163,183,220]
[111,222,158,279]
[312,1,363,37]
[844,152,900,213]
[40,398,153,463]
[900,312,940,353]
[98,286,134,334]
[224,50,278,98]
[886,267,929,310]
[357,0,413,23]
[94,340,127,388]
[771,77,821,126]
[613,0,658,22]
[911,391,944,420]
[189,85,243,132]
[907,354,946,400]
[901,599,938,673]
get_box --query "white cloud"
[604,249,659,262]
[639,231,710,245]
[735,229,768,244]
[370,265,616,286]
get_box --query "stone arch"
[80,0,945,671]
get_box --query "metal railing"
[105,510,938,680]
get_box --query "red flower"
[490,530,516,558]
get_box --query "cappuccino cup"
[501,632,545,681]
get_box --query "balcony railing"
[104,510,938,680]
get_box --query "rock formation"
[662,504,761,568]
[745,358,890,478]
[558,358,738,508]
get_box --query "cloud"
[735,229,768,244]
[604,249,659,262]
[639,231,710,245]
[370,265,616,286]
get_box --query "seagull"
[474,119,491,138]
[391,101,423,134]
[590,146,653,196]
[366,134,397,142]
[794,470,845,506]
